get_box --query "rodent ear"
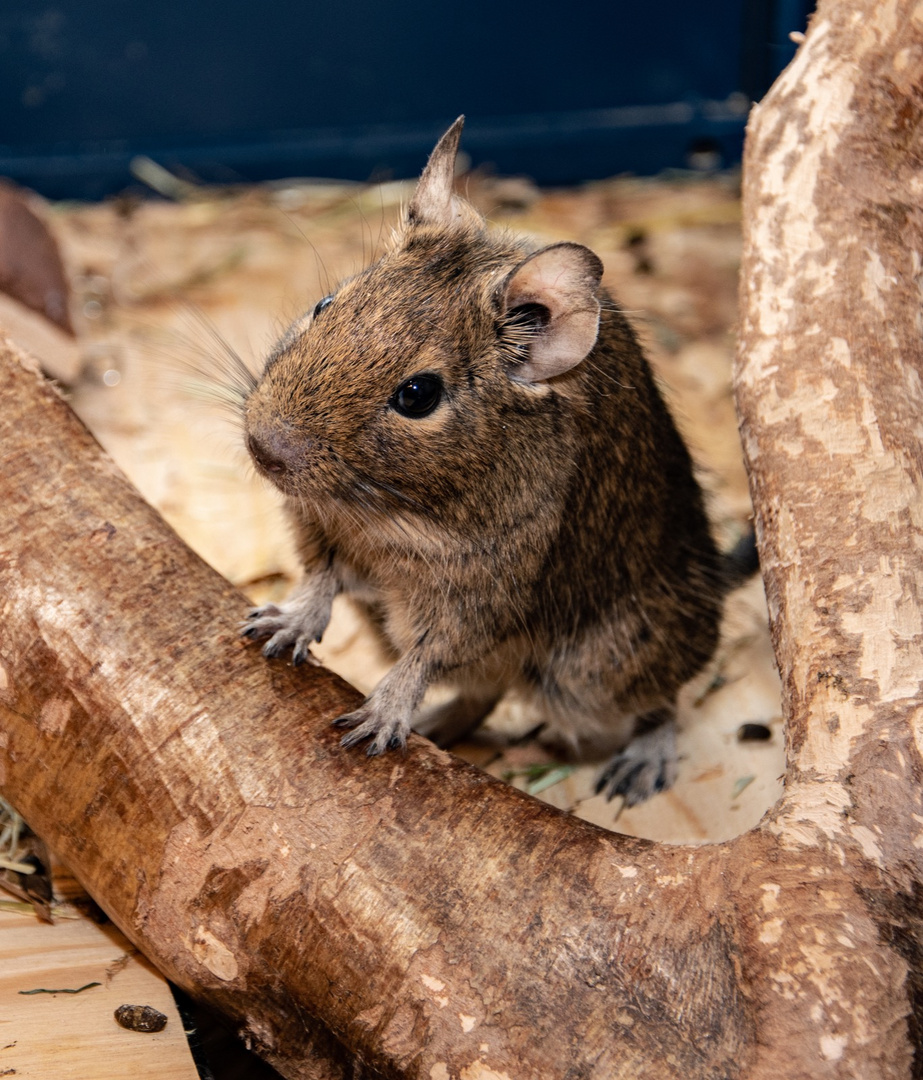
[406,116,477,228]
[501,243,604,382]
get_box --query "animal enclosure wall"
[0,1,811,198]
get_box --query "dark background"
[0,0,812,199]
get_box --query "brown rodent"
[241,116,753,806]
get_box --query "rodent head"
[244,117,604,534]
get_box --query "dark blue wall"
[0,1,813,199]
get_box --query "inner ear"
[506,302,551,333]
[501,243,604,383]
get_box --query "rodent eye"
[312,294,334,319]
[390,374,443,418]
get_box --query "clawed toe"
[249,603,281,620]
[596,757,668,806]
[334,708,409,756]
[261,637,288,659]
[596,723,678,808]
[240,601,325,665]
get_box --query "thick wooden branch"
[1,2,922,1075]
[737,0,923,888]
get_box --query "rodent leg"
[240,568,339,665]
[594,707,678,807]
[333,648,433,756]
[413,688,502,748]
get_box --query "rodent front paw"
[240,601,326,666]
[333,703,410,757]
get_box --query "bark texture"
[1,1,922,1076]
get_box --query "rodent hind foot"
[595,721,678,808]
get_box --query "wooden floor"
[0,878,198,1079]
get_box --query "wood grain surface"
[1,900,198,1080]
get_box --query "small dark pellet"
[737,723,773,742]
[114,1004,168,1033]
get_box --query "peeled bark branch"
[1,2,923,1075]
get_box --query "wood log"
[1,0,922,1075]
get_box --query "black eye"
[390,374,443,418]
[312,294,334,318]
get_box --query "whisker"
[164,297,258,397]
[272,204,335,300]
[123,293,259,424]
[363,476,426,512]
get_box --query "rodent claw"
[596,753,671,807]
[241,595,331,666]
[596,760,642,801]
[610,761,647,800]
[339,727,367,748]
[335,708,409,755]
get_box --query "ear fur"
[407,116,474,228]
[501,243,604,382]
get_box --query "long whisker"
[180,300,258,393]
[272,204,335,299]
[363,476,427,512]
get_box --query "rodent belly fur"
[241,116,737,807]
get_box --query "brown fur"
[241,118,727,805]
